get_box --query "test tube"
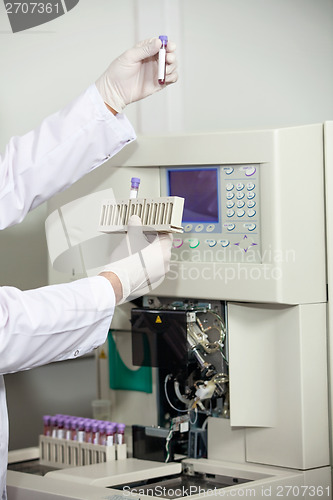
[57,416,65,439]
[85,420,92,443]
[130,177,140,199]
[117,423,126,445]
[71,417,78,441]
[77,418,86,442]
[158,35,168,85]
[64,418,72,440]
[50,416,58,438]
[105,423,117,447]
[43,415,51,436]
[92,421,100,445]
[99,421,106,445]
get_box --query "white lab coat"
[0,84,136,499]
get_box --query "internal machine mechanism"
[131,297,229,462]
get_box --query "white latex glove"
[95,37,178,113]
[101,215,173,304]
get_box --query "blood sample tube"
[105,423,117,446]
[99,421,106,445]
[77,418,86,442]
[130,177,140,199]
[71,417,78,441]
[50,416,58,438]
[64,418,72,440]
[92,421,99,445]
[43,415,51,436]
[117,423,126,444]
[57,415,65,439]
[85,420,92,443]
[158,35,168,85]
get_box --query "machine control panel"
[162,164,261,263]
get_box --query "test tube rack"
[99,196,184,234]
[39,435,127,469]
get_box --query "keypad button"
[226,192,235,200]
[248,209,256,217]
[205,239,217,247]
[247,192,255,200]
[227,201,235,209]
[247,182,255,191]
[184,224,193,232]
[227,209,235,217]
[206,224,216,232]
[195,224,204,232]
[245,166,257,176]
[173,238,184,248]
[226,224,235,231]
[237,200,245,208]
[219,239,230,247]
[236,192,245,200]
[247,200,256,208]
[186,238,200,248]
[224,167,234,175]
[237,209,245,217]
[226,183,234,191]
[236,183,244,191]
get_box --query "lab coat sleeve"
[0,276,115,375]
[0,84,136,229]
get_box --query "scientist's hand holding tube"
[96,37,178,113]
[99,216,173,304]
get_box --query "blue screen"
[168,168,219,223]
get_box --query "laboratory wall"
[0,0,333,450]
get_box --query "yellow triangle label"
[155,315,162,324]
[99,349,107,359]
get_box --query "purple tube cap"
[131,177,140,188]
[117,423,126,432]
[159,35,168,42]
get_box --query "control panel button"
[247,209,256,217]
[245,166,257,176]
[226,192,235,200]
[236,192,245,200]
[184,224,193,232]
[236,183,245,191]
[227,209,235,217]
[237,209,245,217]
[173,238,184,248]
[247,182,255,191]
[226,201,235,209]
[237,200,245,208]
[205,239,217,247]
[225,223,235,231]
[195,224,204,232]
[247,200,256,208]
[245,223,257,231]
[224,167,234,175]
[226,183,234,191]
[247,192,255,200]
[219,239,230,247]
[206,224,216,232]
[186,238,200,248]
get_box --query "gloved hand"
[100,215,173,304]
[96,37,178,113]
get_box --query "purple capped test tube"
[117,423,126,445]
[43,415,51,436]
[105,423,117,446]
[158,35,168,85]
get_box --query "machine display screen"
[168,168,219,223]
